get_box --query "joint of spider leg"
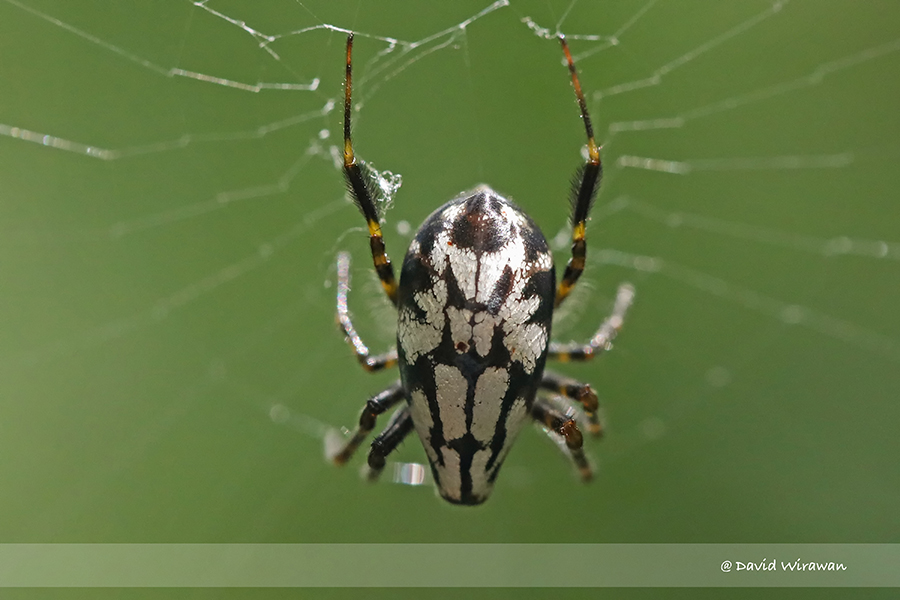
[560,419,584,450]
[569,224,587,256]
[574,384,599,412]
[359,400,381,431]
[559,34,600,165]
[371,235,392,264]
[589,333,614,353]
[360,357,384,372]
[336,311,370,361]
[367,444,387,471]
[340,320,367,354]
[343,141,355,168]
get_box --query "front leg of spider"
[341,32,399,307]
[327,34,408,472]
[524,36,636,475]
[555,34,603,309]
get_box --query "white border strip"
[0,544,897,587]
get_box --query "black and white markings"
[331,32,636,506]
[397,186,556,504]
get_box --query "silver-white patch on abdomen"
[504,321,548,374]
[438,447,462,502]
[497,283,540,324]
[435,364,468,440]
[472,311,499,357]
[491,268,546,373]
[469,449,495,500]
[397,278,447,363]
[429,229,451,274]
[471,367,509,444]
[535,250,553,271]
[398,307,441,363]
[448,246,477,300]
[476,235,527,304]
[446,306,473,353]
[414,277,447,317]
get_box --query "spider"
[327,32,635,505]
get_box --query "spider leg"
[336,252,398,372]
[531,397,592,481]
[328,381,405,466]
[548,282,635,361]
[540,370,604,437]
[555,35,602,308]
[342,32,399,306]
[363,406,415,482]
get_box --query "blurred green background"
[1,0,898,594]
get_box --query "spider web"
[1,0,898,544]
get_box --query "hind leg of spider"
[336,252,398,372]
[363,406,415,482]
[327,381,405,466]
[549,282,635,362]
[531,397,592,482]
[540,370,604,437]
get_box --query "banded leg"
[532,397,592,481]
[549,282,635,361]
[541,370,604,437]
[336,252,398,372]
[342,33,399,306]
[555,35,602,308]
[328,381,405,465]
[364,406,415,481]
